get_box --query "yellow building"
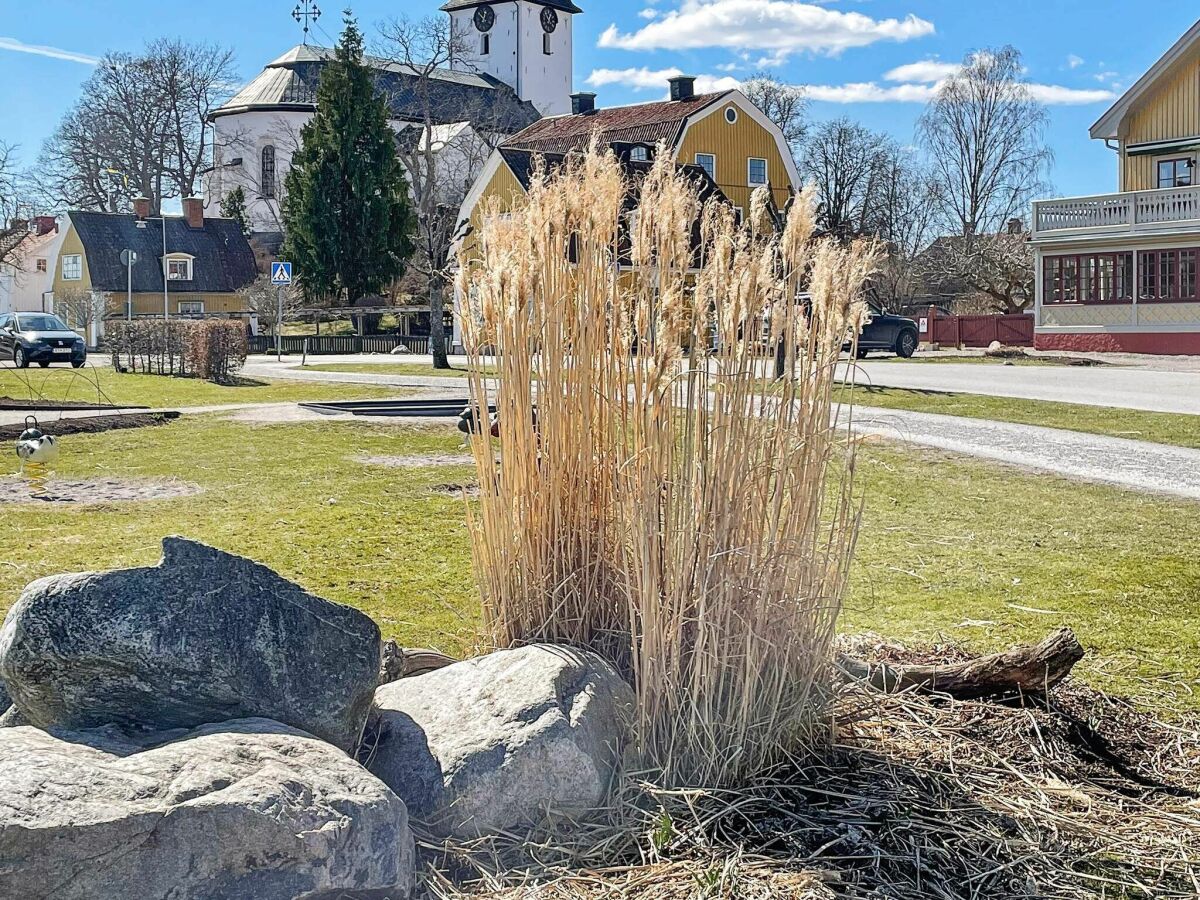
[453,76,800,348]
[1032,19,1200,353]
[52,198,257,326]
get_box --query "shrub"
[107,319,247,382]
[457,146,879,787]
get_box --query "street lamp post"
[134,213,170,320]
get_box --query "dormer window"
[630,145,649,162]
[165,255,194,282]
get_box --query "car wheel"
[71,360,85,369]
[895,330,917,359]
[38,361,50,368]
[13,347,28,369]
[855,345,869,360]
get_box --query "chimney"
[668,75,696,102]
[133,197,151,220]
[1006,217,1025,235]
[8,218,28,234]
[33,216,57,236]
[183,197,205,230]
[571,92,597,115]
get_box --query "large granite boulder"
[0,718,415,900]
[0,537,380,752]
[367,644,634,837]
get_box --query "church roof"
[213,45,541,133]
[440,0,583,13]
[501,92,730,155]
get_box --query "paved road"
[849,361,1200,416]
[848,405,1200,500]
[242,357,468,391]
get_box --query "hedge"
[107,320,248,382]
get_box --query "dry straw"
[457,142,879,787]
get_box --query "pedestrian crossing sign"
[271,262,293,286]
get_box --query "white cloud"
[804,81,939,103]
[638,7,660,18]
[1025,84,1117,105]
[586,66,742,95]
[883,59,959,83]
[598,0,935,59]
[1066,54,1085,69]
[0,36,98,65]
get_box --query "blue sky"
[1,1,1195,199]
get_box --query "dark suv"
[846,305,919,359]
[0,312,87,368]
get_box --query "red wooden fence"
[916,306,1034,348]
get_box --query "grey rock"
[0,718,414,900]
[0,537,380,752]
[0,677,8,715]
[367,644,633,837]
[0,705,28,727]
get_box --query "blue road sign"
[271,261,293,286]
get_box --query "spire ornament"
[292,1,322,44]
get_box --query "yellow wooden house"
[1032,19,1200,353]
[452,77,799,349]
[52,198,257,327]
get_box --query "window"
[177,301,204,315]
[724,106,738,124]
[695,153,716,181]
[1043,252,1133,304]
[543,33,552,55]
[733,207,744,225]
[1157,157,1193,189]
[165,257,193,282]
[1139,248,1200,301]
[481,33,490,55]
[629,145,648,162]
[35,258,47,273]
[261,145,277,199]
[748,157,768,186]
[61,254,82,281]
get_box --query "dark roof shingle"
[502,93,730,155]
[69,212,258,295]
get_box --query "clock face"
[540,6,558,33]
[473,4,494,32]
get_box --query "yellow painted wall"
[50,225,91,296]
[676,101,794,211]
[1119,51,1200,191]
[126,293,250,317]
[463,160,527,259]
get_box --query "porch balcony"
[1032,184,1200,240]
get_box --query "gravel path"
[849,405,1200,500]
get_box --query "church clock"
[540,6,558,33]
[473,4,495,32]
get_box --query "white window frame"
[734,207,744,225]
[724,106,739,125]
[36,258,48,273]
[695,153,716,182]
[748,157,768,187]
[1154,154,1195,189]
[165,255,194,282]
[177,300,204,315]
[629,145,649,162]
[61,254,82,281]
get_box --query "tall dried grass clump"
[457,143,879,787]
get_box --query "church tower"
[442,0,579,117]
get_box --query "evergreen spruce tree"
[219,187,251,237]
[282,15,414,304]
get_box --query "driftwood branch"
[838,628,1085,699]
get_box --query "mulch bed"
[0,412,179,441]
[0,476,202,506]
[0,396,139,412]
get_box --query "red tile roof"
[502,92,731,155]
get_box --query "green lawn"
[837,383,1200,450]
[300,362,474,378]
[2,413,1196,714]
[0,367,406,409]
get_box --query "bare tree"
[918,230,1034,313]
[379,16,525,369]
[32,41,236,214]
[239,275,304,335]
[918,47,1053,237]
[869,147,942,310]
[55,287,116,334]
[0,142,27,268]
[742,73,808,161]
[800,118,892,240]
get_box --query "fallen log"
[837,627,1085,699]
